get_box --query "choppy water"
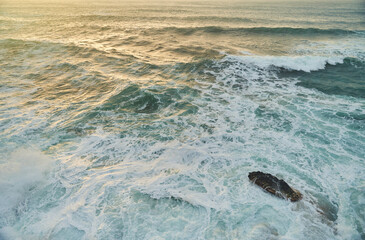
[0,0,364,239]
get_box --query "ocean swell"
[145,26,358,36]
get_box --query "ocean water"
[0,0,364,239]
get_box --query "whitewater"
[0,0,364,239]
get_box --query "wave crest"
[221,55,345,72]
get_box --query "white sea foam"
[1,48,363,239]
[222,54,344,72]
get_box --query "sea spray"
[0,149,52,232]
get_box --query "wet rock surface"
[248,171,302,202]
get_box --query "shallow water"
[0,0,364,239]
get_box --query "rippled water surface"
[0,0,364,239]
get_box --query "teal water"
[0,0,364,239]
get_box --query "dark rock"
[248,171,302,202]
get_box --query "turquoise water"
[0,0,364,239]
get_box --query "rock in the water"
[248,171,302,202]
